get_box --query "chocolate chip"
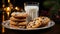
[33,21,35,23]
[15,14,17,16]
[42,17,44,19]
[40,21,42,22]
[30,26,32,27]
[28,24,30,25]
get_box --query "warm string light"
[15,7,20,11]
[2,0,5,33]
[6,7,11,11]
[6,7,11,17]
[2,0,11,33]
[2,12,5,33]
[3,7,11,19]
[2,12,4,22]
[8,0,10,3]
[2,26,5,33]
[2,7,11,33]
[2,4,5,8]
[7,12,10,17]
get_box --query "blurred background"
[0,0,60,33]
[0,0,60,22]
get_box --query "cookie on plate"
[10,20,27,26]
[27,19,42,29]
[10,17,26,22]
[11,12,28,18]
[10,24,25,29]
[40,16,50,26]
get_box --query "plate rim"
[2,20,55,30]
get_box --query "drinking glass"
[24,2,39,21]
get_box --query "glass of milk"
[24,2,39,21]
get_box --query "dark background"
[0,0,41,8]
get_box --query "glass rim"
[24,2,39,3]
[24,2,39,5]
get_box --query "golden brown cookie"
[10,24,19,29]
[40,16,50,25]
[10,24,25,29]
[27,20,42,29]
[33,17,50,27]
[10,20,27,26]
[11,12,28,18]
[18,22,27,26]
[19,26,25,28]
[10,20,17,25]
[10,17,26,22]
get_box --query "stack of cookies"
[10,12,28,29]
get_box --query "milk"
[25,6,39,20]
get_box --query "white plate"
[2,20,55,30]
